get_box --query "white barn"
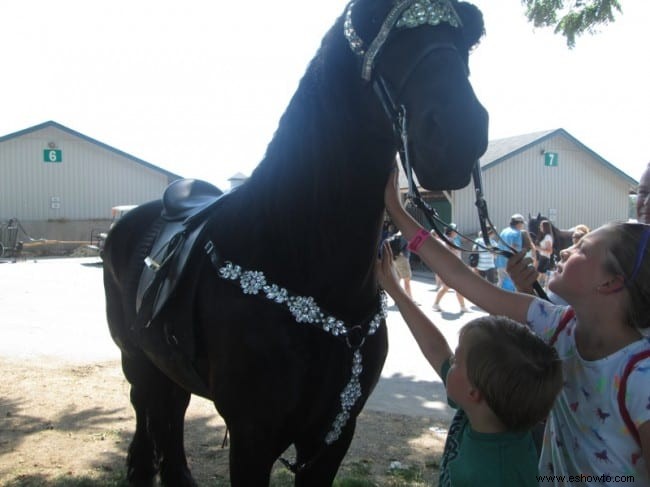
[447,128,637,235]
[0,121,182,242]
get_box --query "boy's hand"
[506,250,538,294]
[376,241,403,298]
[384,163,403,215]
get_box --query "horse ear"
[537,212,541,219]
[456,2,485,49]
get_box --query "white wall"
[0,125,174,221]
[454,134,631,235]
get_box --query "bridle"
[345,0,550,301]
[403,139,550,301]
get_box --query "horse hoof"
[160,467,197,487]
[126,467,157,487]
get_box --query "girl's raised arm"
[384,169,533,324]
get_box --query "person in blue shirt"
[495,214,525,291]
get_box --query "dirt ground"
[0,355,449,486]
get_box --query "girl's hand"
[506,250,538,294]
[376,241,403,298]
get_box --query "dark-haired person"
[472,228,497,284]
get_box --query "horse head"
[232,0,490,295]
[528,212,544,240]
[528,213,574,255]
[345,0,489,190]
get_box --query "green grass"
[1,471,128,487]
[2,460,434,486]
[386,464,428,484]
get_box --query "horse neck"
[222,60,395,316]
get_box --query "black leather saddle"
[161,178,224,222]
[135,179,224,329]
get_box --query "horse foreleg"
[293,421,356,487]
[227,423,287,486]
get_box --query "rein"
[393,116,551,300]
[395,125,550,300]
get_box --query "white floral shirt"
[528,298,650,486]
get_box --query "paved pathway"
[0,258,486,420]
[0,257,116,363]
[364,269,486,420]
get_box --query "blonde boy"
[377,243,562,486]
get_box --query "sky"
[1,0,647,189]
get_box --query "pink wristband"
[407,228,431,252]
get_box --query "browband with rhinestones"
[344,0,462,80]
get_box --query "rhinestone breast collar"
[205,241,387,444]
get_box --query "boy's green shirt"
[437,358,540,486]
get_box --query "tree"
[521,0,622,48]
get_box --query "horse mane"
[207,9,393,314]
[250,15,363,207]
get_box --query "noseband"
[345,0,550,301]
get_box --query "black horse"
[103,1,488,485]
[528,212,574,259]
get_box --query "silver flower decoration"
[344,2,365,56]
[325,350,364,444]
[341,378,362,408]
[368,291,388,336]
[288,296,322,324]
[323,316,347,336]
[352,359,363,376]
[218,261,242,280]
[396,0,461,30]
[240,270,266,295]
[263,284,288,304]
[214,257,388,447]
